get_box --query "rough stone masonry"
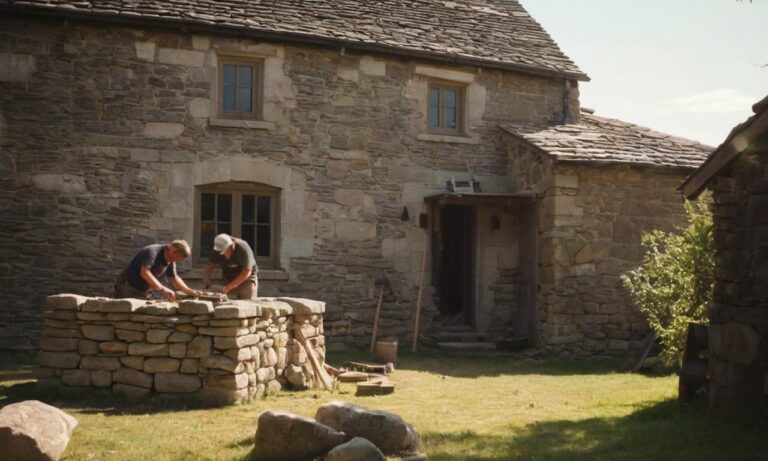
[37,294,326,405]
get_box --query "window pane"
[200,222,215,257]
[242,195,255,223]
[257,196,271,224]
[201,193,215,221]
[236,87,252,113]
[256,224,270,257]
[445,105,457,128]
[428,87,440,128]
[238,65,253,87]
[241,224,255,251]
[218,223,231,236]
[222,86,235,112]
[444,89,456,109]
[217,194,232,222]
[223,64,236,86]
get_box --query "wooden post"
[412,246,428,352]
[369,284,385,353]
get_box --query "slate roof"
[500,111,712,169]
[3,0,588,81]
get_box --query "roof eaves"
[680,97,768,199]
[3,3,590,82]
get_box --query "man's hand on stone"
[161,287,176,302]
[221,285,231,295]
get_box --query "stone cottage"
[0,0,710,356]
[681,95,768,415]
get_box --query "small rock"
[253,410,348,461]
[316,401,420,455]
[325,437,385,461]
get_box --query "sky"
[520,0,768,147]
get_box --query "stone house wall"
[507,141,692,356]
[708,147,768,414]
[38,294,326,405]
[0,16,573,350]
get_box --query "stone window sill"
[209,118,276,130]
[179,266,289,281]
[417,133,480,145]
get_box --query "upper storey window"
[218,59,262,119]
[428,82,464,135]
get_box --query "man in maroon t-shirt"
[202,233,259,299]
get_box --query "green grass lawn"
[1,350,766,461]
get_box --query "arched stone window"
[194,182,280,269]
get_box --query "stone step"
[428,331,489,342]
[438,341,497,352]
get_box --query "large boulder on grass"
[315,401,420,455]
[324,437,385,461]
[0,400,79,461]
[253,410,348,461]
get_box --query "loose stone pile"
[253,401,422,461]
[37,294,326,405]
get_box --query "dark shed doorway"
[436,204,475,326]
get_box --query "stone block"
[198,326,250,336]
[166,332,193,343]
[99,341,128,354]
[128,343,169,357]
[169,343,187,359]
[176,324,199,335]
[157,48,205,67]
[259,300,293,317]
[335,221,377,240]
[114,368,153,388]
[146,329,172,344]
[277,298,325,315]
[223,348,252,362]
[138,302,178,316]
[213,334,260,350]
[178,300,214,315]
[204,372,248,390]
[212,301,262,319]
[80,356,120,371]
[180,358,199,374]
[91,370,112,388]
[46,294,89,311]
[38,351,81,369]
[256,367,273,383]
[39,337,79,352]
[359,55,386,76]
[187,336,212,358]
[155,373,202,393]
[78,340,99,356]
[120,356,145,370]
[41,327,81,339]
[83,298,145,313]
[81,325,115,341]
[135,41,155,61]
[201,355,244,373]
[144,358,181,373]
[61,369,91,387]
[197,388,249,406]
[116,329,145,342]
[113,383,151,400]
[144,122,185,139]
[43,310,77,321]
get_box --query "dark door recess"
[437,205,475,326]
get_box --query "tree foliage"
[621,201,714,366]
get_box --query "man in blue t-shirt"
[115,240,199,301]
[202,233,259,299]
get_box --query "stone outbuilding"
[0,0,710,356]
[681,95,768,415]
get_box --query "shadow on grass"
[422,399,768,461]
[328,350,626,379]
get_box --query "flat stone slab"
[277,297,325,315]
[82,298,146,313]
[256,299,293,316]
[46,294,90,311]
[213,301,262,319]
[178,299,214,315]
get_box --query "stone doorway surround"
[423,192,538,344]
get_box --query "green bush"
[621,201,714,366]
